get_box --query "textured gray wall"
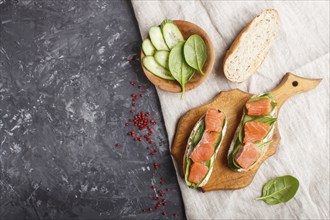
[0,0,184,219]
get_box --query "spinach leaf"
[256,175,299,205]
[227,139,242,170]
[169,41,195,98]
[238,126,244,143]
[249,93,273,102]
[271,101,277,110]
[184,158,194,187]
[255,140,272,149]
[183,34,207,75]
[203,160,211,167]
[244,115,277,125]
[253,116,277,124]
[191,120,205,148]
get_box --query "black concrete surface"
[0,0,185,219]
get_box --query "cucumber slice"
[149,26,169,51]
[161,19,184,49]
[142,56,174,80]
[154,51,169,70]
[142,38,156,56]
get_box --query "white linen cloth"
[131,1,329,219]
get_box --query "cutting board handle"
[270,72,321,108]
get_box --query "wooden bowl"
[140,20,215,93]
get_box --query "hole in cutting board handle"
[292,81,298,87]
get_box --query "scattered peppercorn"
[125,81,179,217]
[155,202,162,209]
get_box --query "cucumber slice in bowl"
[154,51,169,70]
[149,26,169,51]
[160,19,184,49]
[142,38,156,56]
[142,56,174,80]
[139,20,214,94]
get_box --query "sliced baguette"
[224,9,280,83]
[183,110,227,188]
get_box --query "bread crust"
[223,9,279,83]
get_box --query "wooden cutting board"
[171,73,321,192]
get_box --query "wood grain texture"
[140,20,215,93]
[171,73,321,192]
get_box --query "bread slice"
[224,9,280,83]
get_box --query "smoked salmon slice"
[190,142,214,163]
[205,109,225,132]
[235,142,261,169]
[243,121,270,143]
[246,98,272,116]
[202,131,219,144]
[188,162,208,184]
